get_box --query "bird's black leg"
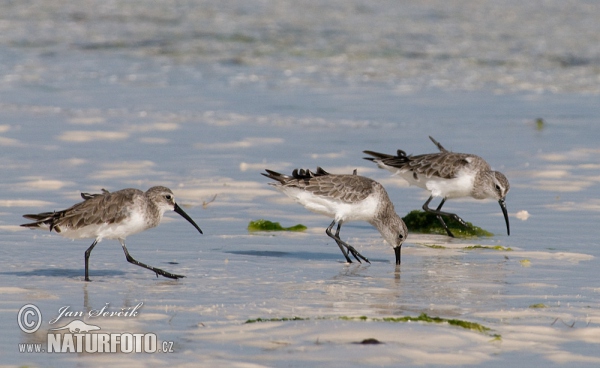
[434,198,453,237]
[326,220,352,263]
[119,240,185,279]
[325,221,370,264]
[84,239,98,282]
[335,222,371,263]
[422,196,468,237]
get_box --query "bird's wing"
[22,189,137,232]
[407,152,489,179]
[287,172,374,203]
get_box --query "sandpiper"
[21,186,203,281]
[364,136,510,237]
[262,167,407,265]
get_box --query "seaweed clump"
[380,313,491,333]
[402,210,493,237]
[248,219,307,232]
[245,317,307,323]
[529,303,548,309]
[246,313,492,335]
[464,245,512,251]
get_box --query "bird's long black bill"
[174,203,203,234]
[499,199,510,236]
[394,246,401,265]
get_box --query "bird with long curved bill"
[262,167,407,265]
[20,186,203,281]
[364,136,510,237]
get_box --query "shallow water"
[1,1,600,367]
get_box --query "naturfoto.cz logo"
[18,303,175,354]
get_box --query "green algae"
[248,219,307,232]
[535,118,545,131]
[421,243,511,251]
[464,245,513,251]
[340,315,368,321]
[520,259,531,267]
[245,313,493,335]
[490,334,502,341]
[420,243,448,249]
[402,210,493,237]
[377,313,491,333]
[245,317,307,323]
[529,303,548,308]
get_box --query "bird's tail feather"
[262,167,331,183]
[20,212,62,232]
[363,150,410,168]
[363,150,394,161]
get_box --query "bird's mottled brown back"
[57,189,141,231]
[27,188,142,233]
[281,171,375,203]
[408,152,482,179]
[381,150,490,180]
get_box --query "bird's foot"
[451,214,468,227]
[348,246,370,264]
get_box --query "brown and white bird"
[364,136,510,237]
[21,186,202,281]
[262,167,407,265]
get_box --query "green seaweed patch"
[464,245,512,251]
[338,313,490,336]
[340,315,368,321]
[529,303,548,309]
[535,118,545,131]
[402,210,493,237]
[248,219,307,232]
[250,313,493,335]
[420,243,447,249]
[378,313,491,333]
[245,317,307,324]
[342,314,491,334]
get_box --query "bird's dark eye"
[165,194,173,200]
[495,185,501,191]
[399,234,403,239]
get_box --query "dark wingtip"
[261,169,276,177]
[363,150,387,161]
[429,136,448,152]
[262,169,290,184]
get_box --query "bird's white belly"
[386,165,476,198]
[385,166,475,199]
[395,169,428,189]
[284,188,378,222]
[424,173,475,198]
[61,212,150,240]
